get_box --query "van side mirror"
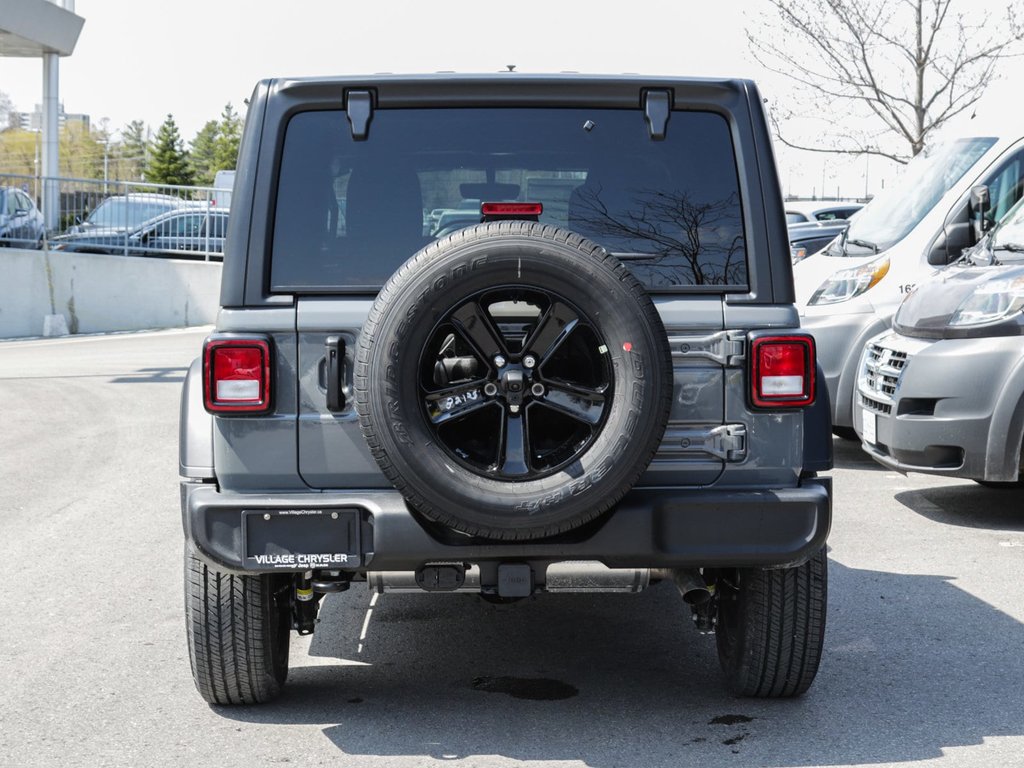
[970,185,991,241]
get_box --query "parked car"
[51,207,228,259]
[854,188,1024,487]
[0,187,44,248]
[793,118,1024,437]
[68,192,191,234]
[789,219,853,264]
[785,200,862,225]
[179,73,832,705]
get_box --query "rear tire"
[715,547,827,698]
[184,545,291,705]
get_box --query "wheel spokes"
[422,287,612,480]
[450,300,507,363]
[424,381,491,425]
[499,411,530,477]
[524,301,579,363]
[536,381,606,425]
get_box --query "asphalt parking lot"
[2,328,1023,768]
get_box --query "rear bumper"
[181,478,832,575]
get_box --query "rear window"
[87,198,178,228]
[270,108,747,292]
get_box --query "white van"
[793,120,1024,435]
[213,169,236,210]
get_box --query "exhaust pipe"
[544,562,649,593]
[672,569,711,605]
[368,562,650,595]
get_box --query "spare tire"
[355,221,672,540]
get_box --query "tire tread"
[185,546,287,705]
[717,548,827,698]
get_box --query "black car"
[789,219,851,263]
[0,187,45,248]
[52,207,228,259]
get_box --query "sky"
[2,0,1023,198]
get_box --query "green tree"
[118,119,149,180]
[189,119,220,185]
[0,129,37,175]
[59,123,104,179]
[147,114,193,186]
[212,103,242,172]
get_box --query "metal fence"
[0,173,231,261]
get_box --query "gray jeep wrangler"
[180,74,833,705]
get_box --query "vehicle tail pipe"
[673,568,711,605]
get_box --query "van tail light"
[203,337,272,414]
[750,335,816,408]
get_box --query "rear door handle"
[325,335,347,412]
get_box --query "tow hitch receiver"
[416,564,467,591]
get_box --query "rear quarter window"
[270,108,747,292]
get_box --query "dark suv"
[180,74,833,705]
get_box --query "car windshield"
[985,196,1024,261]
[270,108,748,292]
[843,137,997,254]
[87,198,179,228]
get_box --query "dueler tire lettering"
[354,222,673,540]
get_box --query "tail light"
[203,337,272,414]
[481,202,543,221]
[750,335,816,408]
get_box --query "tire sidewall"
[359,227,670,536]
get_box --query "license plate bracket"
[242,508,360,570]
[862,409,877,445]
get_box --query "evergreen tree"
[147,114,193,186]
[212,103,242,172]
[118,119,149,181]
[189,120,220,185]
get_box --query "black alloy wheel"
[419,286,613,481]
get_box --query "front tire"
[184,545,291,705]
[715,547,827,698]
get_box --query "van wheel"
[714,547,827,697]
[184,545,291,704]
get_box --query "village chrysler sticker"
[242,508,360,569]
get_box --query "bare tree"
[749,0,1024,163]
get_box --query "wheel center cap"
[501,368,525,406]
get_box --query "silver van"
[854,191,1024,486]
[793,120,1024,437]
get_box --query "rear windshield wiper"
[846,238,879,254]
